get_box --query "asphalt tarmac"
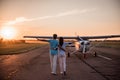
[0,45,120,80]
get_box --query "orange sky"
[0,0,120,40]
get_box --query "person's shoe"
[83,54,87,59]
[52,73,57,75]
[64,71,66,76]
[51,72,57,75]
[60,72,63,75]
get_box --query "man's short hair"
[53,34,57,39]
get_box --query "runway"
[0,45,120,80]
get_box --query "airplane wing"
[24,35,120,40]
[24,36,53,39]
[77,35,120,40]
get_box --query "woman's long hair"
[59,37,64,46]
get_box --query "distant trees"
[0,38,3,43]
[0,39,26,44]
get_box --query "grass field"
[91,41,120,49]
[0,43,47,55]
[0,41,120,55]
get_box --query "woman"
[58,37,71,75]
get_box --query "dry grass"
[0,43,47,55]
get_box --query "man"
[37,34,58,75]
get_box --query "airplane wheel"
[83,54,87,59]
[68,52,70,57]
[94,51,97,57]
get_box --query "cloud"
[27,16,53,21]
[5,8,96,25]
[56,8,96,17]
[6,17,27,25]
[56,9,79,17]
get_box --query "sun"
[0,26,17,39]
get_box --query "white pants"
[58,54,66,73]
[50,54,58,74]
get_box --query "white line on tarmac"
[98,55,112,60]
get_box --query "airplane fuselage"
[75,40,90,53]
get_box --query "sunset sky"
[0,0,120,40]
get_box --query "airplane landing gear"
[83,54,87,59]
[67,52,70,57]
[93,51,97,57]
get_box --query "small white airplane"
[24,35,120,57]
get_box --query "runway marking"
[98,55,112,60]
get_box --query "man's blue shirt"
[48,39,58,55]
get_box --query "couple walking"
[38,34,69,75]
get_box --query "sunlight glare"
[0,26,17,39]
